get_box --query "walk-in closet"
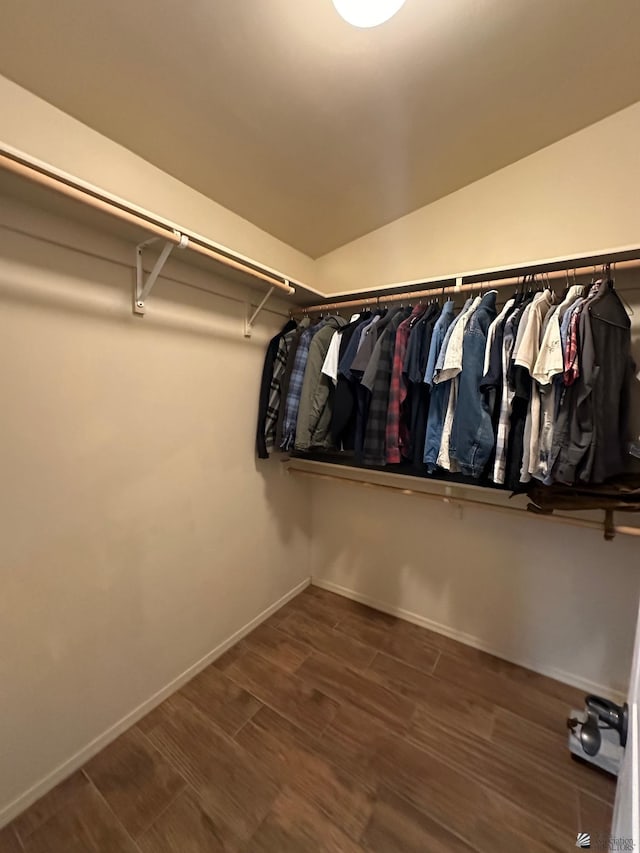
[1,2,640,851]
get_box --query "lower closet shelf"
[285,456,640,540]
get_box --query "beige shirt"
[532,285,584,385]
[515,291,555,480]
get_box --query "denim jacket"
[449,291,497,477]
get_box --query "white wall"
[316,100,640,293]
[310,479,640,699]
[0,75,318,288]
[310,101,640,702]
[0,197,311,825]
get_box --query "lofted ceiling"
[1,1,640,258]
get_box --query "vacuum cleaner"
[568,695,628,776]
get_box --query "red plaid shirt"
[564,283,601,386]
[386,305,427,463]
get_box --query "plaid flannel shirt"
[363,309,409,466]
[564,283,600,387]
[265,327,297,452]
[280,320,324,451]
[386,306,426,463]
[492,308,520,483]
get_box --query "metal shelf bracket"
[134,231,189,315]
[244,285,278,337]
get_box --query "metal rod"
[287,464,640,539]
[299,258,640,314]
[248,287,276,328]
[139,240,175,303]
[0,151,295,296]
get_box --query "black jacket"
[256,319,296,459]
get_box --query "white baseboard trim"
[312,578,626,705]
[0,577,311,830]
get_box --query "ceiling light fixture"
[332,0,406,28]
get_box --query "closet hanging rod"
[0,149,296,296]
[299,257,640,314]
[287,465,640,539]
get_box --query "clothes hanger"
[611,261,635,316]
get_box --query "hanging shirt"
[514,290,555,481]
[450,291,498,477]
[386,305,427,463]
[331,313,373,450]
[256,319,297,459]
[480,298,515,441]
[483,298,515,377]
[351,312,386,373]
[531,286,584,481]
[492,303,523,484]
[280,319,325,451]
[274,318,310,448]
[423,301,455,386]
[533,285,584,384]
[354,313,381,356]
[362,308,411,466]
[422,301,458,470]
[321,330,342,385]
[405,304,441,466]
[321,314,360,384]
[436,297,482,471]
[295,316,347,451]
[432,298,473,385]
[265,323,299,454]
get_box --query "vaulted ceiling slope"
[1,1,640,258]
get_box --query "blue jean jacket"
[449,292,497,477]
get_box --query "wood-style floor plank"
[364,650,444,701]
[242,787,365,853]
[407,708,578,833]
[141,693,278,846]
[371,732,569,853]
[0,826,23,853]
[297,650,415,728]
[20,783,139,853]
[232,623,311,673]
[303,586,399,628]
[137,788,237,853]
[276,610,377,670]
[235,706,375,841]
[390,618,586,705]
[6,586,602,852]
[270,594,342,630]
[11,772,90,842]
[177,664,262,736]
[222,649,338,734]
[361,786,476,853]
[84,725,186,838]
[492,706,617,804]
[333,611,446,673]
[577,791,614,834]
[314,700,399,784]
[410,673,496,741]
[434,650,573,734]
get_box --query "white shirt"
[320,313,360,384]
[321,330,342,384]
[483,298,515,377]
[532,285,584,385]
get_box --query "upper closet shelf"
[0,144,323,333]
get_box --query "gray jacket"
[295,316,346,451]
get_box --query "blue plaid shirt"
[280,320,324,450]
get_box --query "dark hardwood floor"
[1,586,616,852]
